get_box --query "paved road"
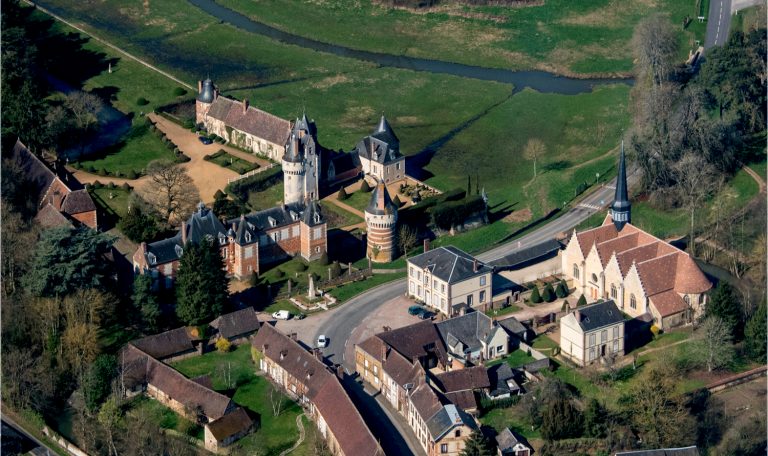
[1,416,57,456]
[317,169,640,372]
[705,0,733,49]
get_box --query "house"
[251,324,381,456]
[354,115,405,184]
[614,447,700,456]
[435,311,510,365]
[430,366,490,414]
[408,382,477,456]
[495,428,531,456]
[209,307,261,344]
[486,364,522,399]
[407,246,493,315]
[6,139,98,229]
[560,300,625,366]
[497,317,531,344]
[561,144,712,330]
[204,408,254,452]
[132,201,327,288]
[129,327,199,363]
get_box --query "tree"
[215,337,232,353]
[97,396,123,456]
[542,283,556,302]
[466,174,472,196]
[360,180,371,193]
[459,429,493,456]
[317,252,330,266]
[119,204,161,243]
[143,160,199,225]
[269,388,285,417]
[212,193,244,220]
[25,226,115,297]
[583,398,607,438]
[64,91,104,141]
[337,186,349,200]
[577,295,587,307]
[690,316,736,372]
[555,280,568,299]
[398,225,418,257]
[706,281,742,338]
[541,396,583,440]
[744,298,767,362]
[529,286,542,304]
[673,153,720,256]
[83,354,116,413]
[175,239,229,325]
[133,274,160,332]
[329,261,342,279]
[523,138,546,178]
[1,202,38,295]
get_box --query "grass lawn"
[77,122,177,176]
[485,304,523,318]
[262,299,306,316]
[129,396,203,440]
[247,181,285,211]
[328,273,405,302]
[486,349,536,368]
[90,186,132,218]
[480,404,541,440]
[205,150,259,174]
[322,201,364,229]
[216,0,705,75]
[171,344,256,390]
[340,190,373,213]
[531,335,559,351]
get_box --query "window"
[455,430,461,438]
[293,226,300,237]
[573,264,579,279]
[589,347,596,361]
[480,290,486,302]
[315,246,321,253]
[684,295,691,305]
[613,326,619,338]
[610,284,617,299]
[589,333,596,346]
[441,444,448,453]
[630,294,637,310]
[613,340,619,353]
[441,298,446,308]
[364,359,369,368]
[441,284,446,293]
[497,345,503,353]
[698,294,705,304]
[245,246,253,259]
[410,267,415,278]
[272,231,280,242]
[417,271,421,281]
[591,273,598,283]
[433,280,437,288]
[418,286,422,295]
[373,365,378,374]
[314,227,323,240]
[467,294,473,306]
[281,228,290,239]
[480,276,486,286]
[601,330,607,342]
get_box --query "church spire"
[611,141,631,231]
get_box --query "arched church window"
[591,273,598,283]
[573,264,579,279]
[630,294,637,309]
[610,284,617,299]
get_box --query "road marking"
[579,203,604,211]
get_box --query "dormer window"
[314,213,321,224]
[218,233,226,245]
[290,211,298,221]
[245,232,251,243]
[147,253,156,265]
[175,245,183,257]
[268,216,277,227]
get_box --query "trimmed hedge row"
[430,194,485,230]
[148,120,191,163]
[226,166,283,202]
[87,180,133,191]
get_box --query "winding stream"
[189,0,632,95]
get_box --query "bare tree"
[523,138,546,178]
[398,225,417,257]
[64,91,104,133]
[631,14,678,92]
[143,160,199,225]
[691,316,735,372]
[674,153,720,256]
[269,388,285,417]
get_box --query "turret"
[196,78,217,125]
[365,180,398,263]
[282,133,305,205]
[610,141,631,231]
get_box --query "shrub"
[542,283,556,302]
[317,252,330,266]
[127,170,138,179]
[577,295,588,307]
[555,280,569,298]
[337,186,349,200]
[98,168,108,176]
[87,165,96,173]
[172,87,188,97]
[295,262,307,272]
[330,261,342,279]
[274,269,285,279]
[215,337,232,353]
[107,182,116,189]
[359,180,371,193]
[561,300,570,312]
[136,97,149,106]
[650,325,660,337]
[249,272,259,287]
[93,180,103,188]
[226,167,282,202]
[214,189,226,200]
[121,183,132,191]
[430,195,486,230]
[530,286,542,304]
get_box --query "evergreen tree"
[175,239,228,325]
[529,286,542,304]
[82,354,116,413]
[541,396,583,440]
[392,194,402,208]
[133,274,160,331]
[459,429,493,456]
[583,398,607,438]
[337,186,349,200]
[542,283,556,302]
[555,280,569,298]
[360,180,371,193]
[744,298,766,362]
[706,282,742,339]
[118,205,161,243]
[577,294,587,307]
[317,252,330,266]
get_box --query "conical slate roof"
[283,133,303,163]
[611,141,631,231]
[366,181,397,216]
[372,115,399,145]
[198,78,215,103]
[302,200,324,226]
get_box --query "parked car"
[271,310,290,320]
[295,313,306,320]
[408,305,424,316]
[419,311,435,320]
[317,335,328,348]
[198,136,213,145]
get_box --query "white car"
[271,310,290,320]
[317,335,328,348]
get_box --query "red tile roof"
[410,382,444,421]
[674,254,712,294]
[130,327,196,360]
[206,407,253,441]
[61,189,96,214]
[649,290,689,317]
[377,320,447,365]
[35,203,74,228]
[431,366,490,393]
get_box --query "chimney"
[575,309,581,321]
[243,98,249,113]
[381,343,388,361]
[181,221,188,244]
[336,364,344,379]
[213,88,219,100]
[292,134,299,155]
[423,238,430,252]
[460,306,466,316]
[313,348,322,361]
[290,332,297,341]
[473,259,479,272]
[198,80,202,93]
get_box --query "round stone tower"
[195,78,216,125]
[365,180,398,263]
[282,133,305,205]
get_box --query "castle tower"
[282,133,305,205]
[610,141,631,231]
[300,200,327,261]
[365,180,398,263]
[195,78,217,125]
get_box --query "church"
[561,145,712,330]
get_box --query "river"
[188,0,632,95]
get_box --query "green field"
[328,273,405,302]
[322,202,364,229]
[205,149,259,174]
[216,0,706,75]
[90,187,132,219]
[341,190,373,213]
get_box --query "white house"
[560,300,625,366]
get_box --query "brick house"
[132,201,327,288]
[251,324,382,456]
[7,139,98,229]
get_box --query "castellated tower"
[365,180,398,263]
[282,133,305,205]
[195,78,217,125]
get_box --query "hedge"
[430,195,486,230]
[226,167,282,202]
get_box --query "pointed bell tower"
[611,141,631,231]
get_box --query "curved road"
[317,170,639,372]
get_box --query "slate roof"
[435,312,497,355]
[376,320,448,365]
[35,203,74,229]
[489,239,563,269]
[198,79,215,103]
[487,363,520,397]
[366,180,397,216]
[327,150,360,176]
[408,246,492,284]
[614,447,700,456]
[301,200,324,227]
[355,116,402,165]
[425,404,476,442]
[498,317,527,339]
[206,407,253,441]
[496,428,529,453]
[564,300,624,332]
[130,327,196,360]
[206,96,291,146]
[431,366,490,393]
[410,382,444,422]
[144,204,227,265]
[210,308,260,340]
[61,189,96,214]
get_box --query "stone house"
[559,300,625,366]
[495,428,531,456]
[407,246,494,315]
[408,383,476,456]
[435,311,510,365]
[251,324,382,456]
[430,366,491,414]
[561,146,712,330]
[354,115,406,184]
[7,139,98,229]
[132,201,326,289]
[209,307,261,345]
[129,327,199,363]
[204,408,253,452]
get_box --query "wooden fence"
[227,163,276,184]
